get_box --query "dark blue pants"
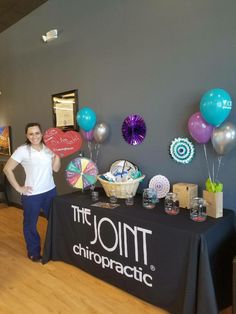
[21,188,57,257]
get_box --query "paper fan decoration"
[169,137,195,164]
[122,114,146,145]
[65,157,98,189]
[149,175,170,199]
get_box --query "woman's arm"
[3,158,32,195]
[52,154,61,172]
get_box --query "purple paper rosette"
[122,114,146,145]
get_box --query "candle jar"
[190,197,207,222]
[143,188,157,209]
[164,192,179,215]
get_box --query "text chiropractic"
[73,242,153,287]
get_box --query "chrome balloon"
[211,122,236,155]
[93,122,110,144]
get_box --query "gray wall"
[0,0,236,209]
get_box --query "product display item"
[65,157,98,189]
[149,174,170,199]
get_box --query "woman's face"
[26,126,43,146]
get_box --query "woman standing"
[4,122,61,262]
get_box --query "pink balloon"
[80,129,94,141]
[188,112,213,144]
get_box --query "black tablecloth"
[43,190,236,314]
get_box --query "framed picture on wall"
[0,126,11,156]
[52,89,79,131]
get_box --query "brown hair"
[25,122,43,145]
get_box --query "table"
[42,191,236,314]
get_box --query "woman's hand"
[52,154,61,172]
[19,185,33,195]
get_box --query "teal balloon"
[200,88,232,127]
[76,107,97,131]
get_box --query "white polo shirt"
[11,144,55,195]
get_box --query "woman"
[4,122,61,262]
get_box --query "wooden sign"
[43,128,82,158]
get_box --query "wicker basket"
[97,175,145,199]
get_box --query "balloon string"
[212,160,215,183]
[215,156,222,182]
[203,144,214,189]
[94,143,100,166]
[88,141,93,160]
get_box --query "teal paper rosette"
[169,137,195,164]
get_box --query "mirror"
[52,89,79,131]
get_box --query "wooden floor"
[0,205,168,314]
[0,204,232,314]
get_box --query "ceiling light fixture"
[42,29,58,43]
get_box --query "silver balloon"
[211,122,236,155]
[93,122,110,144]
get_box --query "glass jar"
[143,188,157,209]
[91,191,99,202]
[125,192,134,206]
[109,189,117,204]
[190,197,207,222]
[164,192,179,215]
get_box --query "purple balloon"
[188,112,213,144]
[80,129,94,141]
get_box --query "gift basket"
[97,159,144,199]
[97,175,145,198]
